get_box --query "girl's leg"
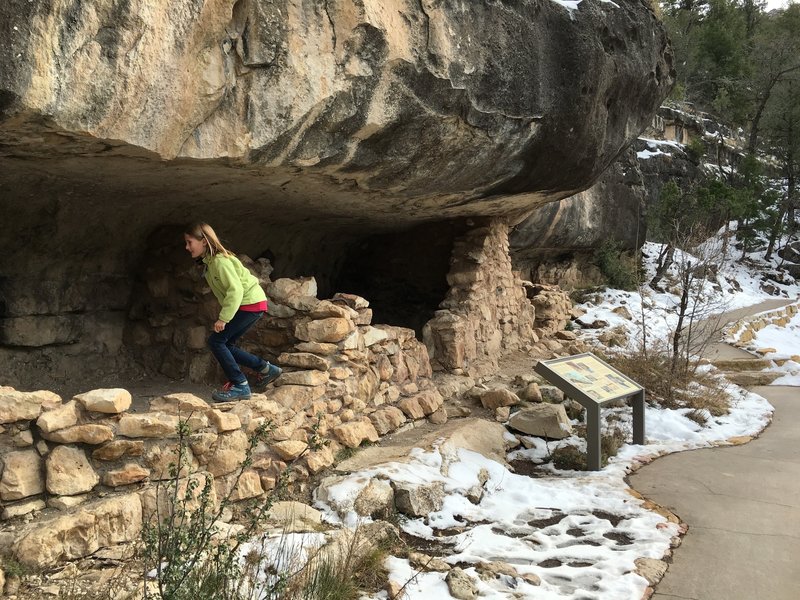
[207,310,263,384]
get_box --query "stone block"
[295,317,355,344]
[507,404,572,439]
[2,498,46,520]
[74,389,132,414]
[208,410,241,432]
[0,450,45,501]
[268,384,327,411]
[46,446,100,496]
[397,396,426,419]
[207,430,249,477]
[277,352,329,371]
[295,341,338,355]
[272,440,308,460]
[42,424,115,445]
[36,400,80,433]
[305,446,335,474]
[480,388,520,409]
[275,370,330,387]
[394,481,445,517]
[150,393,210,414]
[354,479,394,518]
[0,389,58,424]
[369,407,407,435]
[119,413,180,438]
[103,464,150,487]
[91,440,145,461]
[333,419,379,448]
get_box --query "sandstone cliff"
[0,0,673,387]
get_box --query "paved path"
[630,298,800,600]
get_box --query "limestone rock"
[42,424,115,445]
[216,470,264,502]
[277,352,329,371]
[103,464,150,487]
[0,450,44,501]
[539,385,565,403]
[0,389,56,424]
[272,440,308,461]
[354,479,394,518]
[295,341,339,356]
[480,388,520,410]
[409,551,451,572]
[333,419,380,448]
[446,567,478,600]
[394,481,445,517]
[635,558,668,586]
[397,396,426,420]
[2,498,46,520]
[92,440,145,461]
[36,400,80,433]
[295,318,355,344]
[119,412,180,438]
[207,430,249,477]
[275,370,330,387]
[13,494,143,567]
[46,446,99,496]
[268,501,324,533]
[208,409,241,432]
[149,393,210,414]
[305,445,335,474]
[507,404,572,439]
[74,389,132,414]
[369,406,407,435]
[518,382,543,403]
[269,384,327,411]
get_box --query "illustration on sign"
[545,355,641,403]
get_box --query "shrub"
[594,240,639,291]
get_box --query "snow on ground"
[576,232,799,354]
[314,382,772,600]
[737,308,800,385]
[310,231,799,600]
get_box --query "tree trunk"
[651,244,675,290]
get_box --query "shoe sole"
[252,371,282,393]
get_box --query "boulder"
[13,494,143,567]
[103,464,150,487]
[394,481,445,517]
[295,318,355,344]
[369,406,407,435]
[268,501,324,533]
[446,567,479,600]
[507,404,573,439]
[480,388,520,410]
[354,479,394,518]
[119,412,180,438]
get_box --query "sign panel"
[537,353,642,404]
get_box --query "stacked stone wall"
[423,219,537,375]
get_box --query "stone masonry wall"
[423,218,537,375]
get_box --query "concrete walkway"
[630,298,800,599]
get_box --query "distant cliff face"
[0,0,673,387]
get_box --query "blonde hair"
[184,222,232,258]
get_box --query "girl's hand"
[214,320,226,333]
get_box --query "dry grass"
[603,349,730,415]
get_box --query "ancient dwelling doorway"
[332,221,465,338]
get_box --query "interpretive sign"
[535,353,645,470]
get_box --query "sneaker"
[251,363,282,392]
[212,381,251,402]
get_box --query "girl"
[184,222,281,401]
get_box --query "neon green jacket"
[202,253,267,323]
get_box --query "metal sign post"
[535,353,645,471]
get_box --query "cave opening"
[332,220,465,337]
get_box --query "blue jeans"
[207,310,266,385]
